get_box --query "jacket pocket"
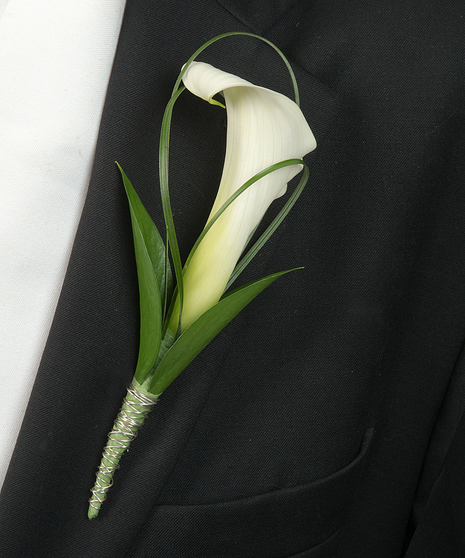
[127,427,374,558]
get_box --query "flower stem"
[88,381,158,519]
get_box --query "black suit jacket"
[1,0,464,556]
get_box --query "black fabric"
[0,0,464,556]
[128,429,374,558]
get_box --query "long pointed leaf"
[118,163,173,308]
[149,269,298,395]
[119,164,164,384]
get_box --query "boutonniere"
[88,32,316,519]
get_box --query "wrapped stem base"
[88,383,158,519]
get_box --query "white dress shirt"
[0,0,9,20]
[0,0,126,489]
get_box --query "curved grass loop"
[159,32,307,332]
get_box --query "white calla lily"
[170,61,316,332]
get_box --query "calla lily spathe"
[169,61,316,332]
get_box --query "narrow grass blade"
[172,32,300,106]
[226,163,310,289]
[183,159,306,270]
[159,86,186,334]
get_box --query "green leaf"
[154,327,176,369]
[118,164,164,383]
[159,86,186,334]
[149,269,298,395]
[118,163,173,311]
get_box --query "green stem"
[87,380,159,519]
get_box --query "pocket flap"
[129,427,374,557]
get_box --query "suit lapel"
[0,1,336,555]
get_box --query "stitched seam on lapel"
[215,0,300,35]
[214,0,339,95]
